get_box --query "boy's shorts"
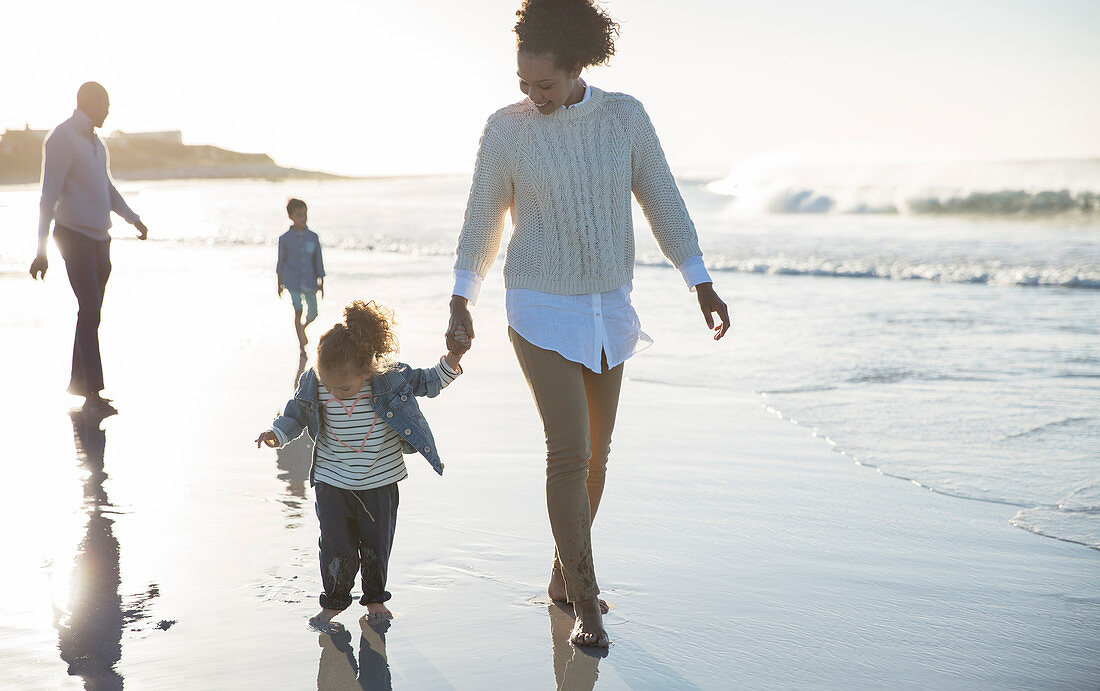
[289,290,318,319]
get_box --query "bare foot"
[548,561,609,614]
[569,598,609,648]
[362,602,393,622]
[548,560,568,602]
[308,608,345,634]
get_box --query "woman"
[447,0,730,648]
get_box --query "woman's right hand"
[255,431,279,448]
[446,295,475,353]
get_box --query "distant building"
[108,130,183,146]
[0,125,48,155]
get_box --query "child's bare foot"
[548,561,609,614]
[308,608,345,634]
[570,597,609,648]
[362,602,393,622]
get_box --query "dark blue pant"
[315,482,399,611]
[54,226,111,396]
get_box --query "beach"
[1,228,1098,688]
[3,0,1098,683]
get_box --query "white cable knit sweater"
[455,86,703,295]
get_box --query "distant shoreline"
[0,170,346,185]
[0,127,345,184]
[0,171,472,187]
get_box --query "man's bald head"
[76,82,110,128]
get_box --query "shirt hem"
[509,322,643,374]
[53,222,112,242]
[504,273,634,295]
[314,474,407,492]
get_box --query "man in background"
[30,82,149,416]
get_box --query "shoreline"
[1,244,1097,688]
[756,395,1100,553]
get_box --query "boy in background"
[277,198,325,352]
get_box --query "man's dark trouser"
[315,481,399,611]
[54,225,111,396]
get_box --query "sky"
[2,0,1098,177]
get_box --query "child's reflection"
[316,618,393,690]
[274,352,314,522]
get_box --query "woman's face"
[517,51,583,115]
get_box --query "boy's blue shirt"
[271,362,449,485]
[276,226,325,293]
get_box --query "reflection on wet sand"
[316,619,393,690]
[276,435,313,521]
[54,411,161,690]
[275,351,314,524]
[549,602,606,690]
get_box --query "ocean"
[1,159,1097,551]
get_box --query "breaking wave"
[753,188,1100,216]
[707,158,1100,217]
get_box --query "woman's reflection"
[549,602,606,690]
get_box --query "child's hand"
[451,324,471,353]
[255,431,279,448]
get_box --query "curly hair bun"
[514,0,620,71]
[318,300,400,373]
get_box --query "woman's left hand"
[695,282,731,340]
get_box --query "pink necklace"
[323,393,379,453]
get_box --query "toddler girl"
[256,299,468,632]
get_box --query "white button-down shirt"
[453,83,712,372]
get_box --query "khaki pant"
[510,328,624,602]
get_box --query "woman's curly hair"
[317,300,399,374]
[514,0,620,71]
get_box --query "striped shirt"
[313,358,459,490]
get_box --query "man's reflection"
[55,410,124,689]
[549,602,606,690]
[316,619,393,690]
[55,411,162,689]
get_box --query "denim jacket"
[271,362,452,485]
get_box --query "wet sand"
[1,242,1098,689]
